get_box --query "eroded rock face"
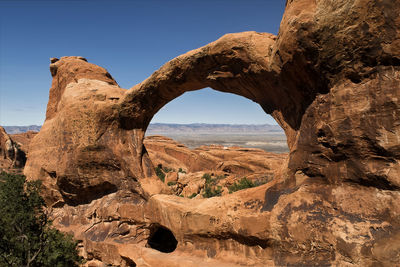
[0,126,26,170]
[23,0,400,265]
[144,135,286,176]
[10,131,37,154]
[144,135,287,197]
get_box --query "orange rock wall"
[22,0,400,265]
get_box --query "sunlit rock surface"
[23,0,400,265]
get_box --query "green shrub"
[167,181,177,186]
[188,193,197,199]
[216,174,227,180]
[202,173,224,198]
[155,166,165,182]
[178,168,186,174]
[203,185,222,198]
[163,167,173,173]
[228,177,255,193]
[202,173,212,183]
[0,172,83,266]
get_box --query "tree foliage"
[0,172,83,267]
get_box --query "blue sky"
[0,0,285,126]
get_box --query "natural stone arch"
[118,32,304,151]
[114,31,321,188]
[22,0,400,265]
[25,0,400,204]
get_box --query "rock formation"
[10,131,37,154]
[0,126,26,170]
[144,135,287,198]
[144,135,286,176]
[23,0,400,265]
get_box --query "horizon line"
[2,122,280,127]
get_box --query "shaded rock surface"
[22,0,400,266]
[10,131,38,154]
[0,126,26,170]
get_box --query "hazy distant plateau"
[4,123,289,153]
[146,123,288,153]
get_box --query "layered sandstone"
[23,0,400,266]
[10,131,37,154]
[0,126,26,170]
[144,135,287,198]
[144,135,286,176]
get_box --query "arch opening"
[146,88,288,154]
[143,88,289,198]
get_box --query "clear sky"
[0,0,285,126]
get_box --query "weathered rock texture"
[24,0,400,266]
[10,131,37,154]
[0,126,26,170]
[144,135,286,176]
[145,135,286,197]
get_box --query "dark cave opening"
[147,225,178,253]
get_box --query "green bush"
[163,167,173,173]
[202,173,212,183]
[0,172,83,266]
[203,185,222,198]
[155,166,165,182]
[228,177,255,193]
[167,181,177,186]
[188,193,197,199]
[178,168,186,174]
[202,173,224,198]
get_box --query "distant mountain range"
[3,123,284,135]
[3,125,42,134]
[146,123,284,134]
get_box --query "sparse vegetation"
[188,193,197,199]
[203,185,222,198]
[167,181,177,186]
[155,165,165,182]
[163,167,173,173]
[155,164,176,182]
[202,173,223,198]
[0,172,83,266]
[202,173,212,183]
[228,177,255,193]
[178,168,186,174]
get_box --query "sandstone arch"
[23,0,400,265]
[117,32,300,148]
